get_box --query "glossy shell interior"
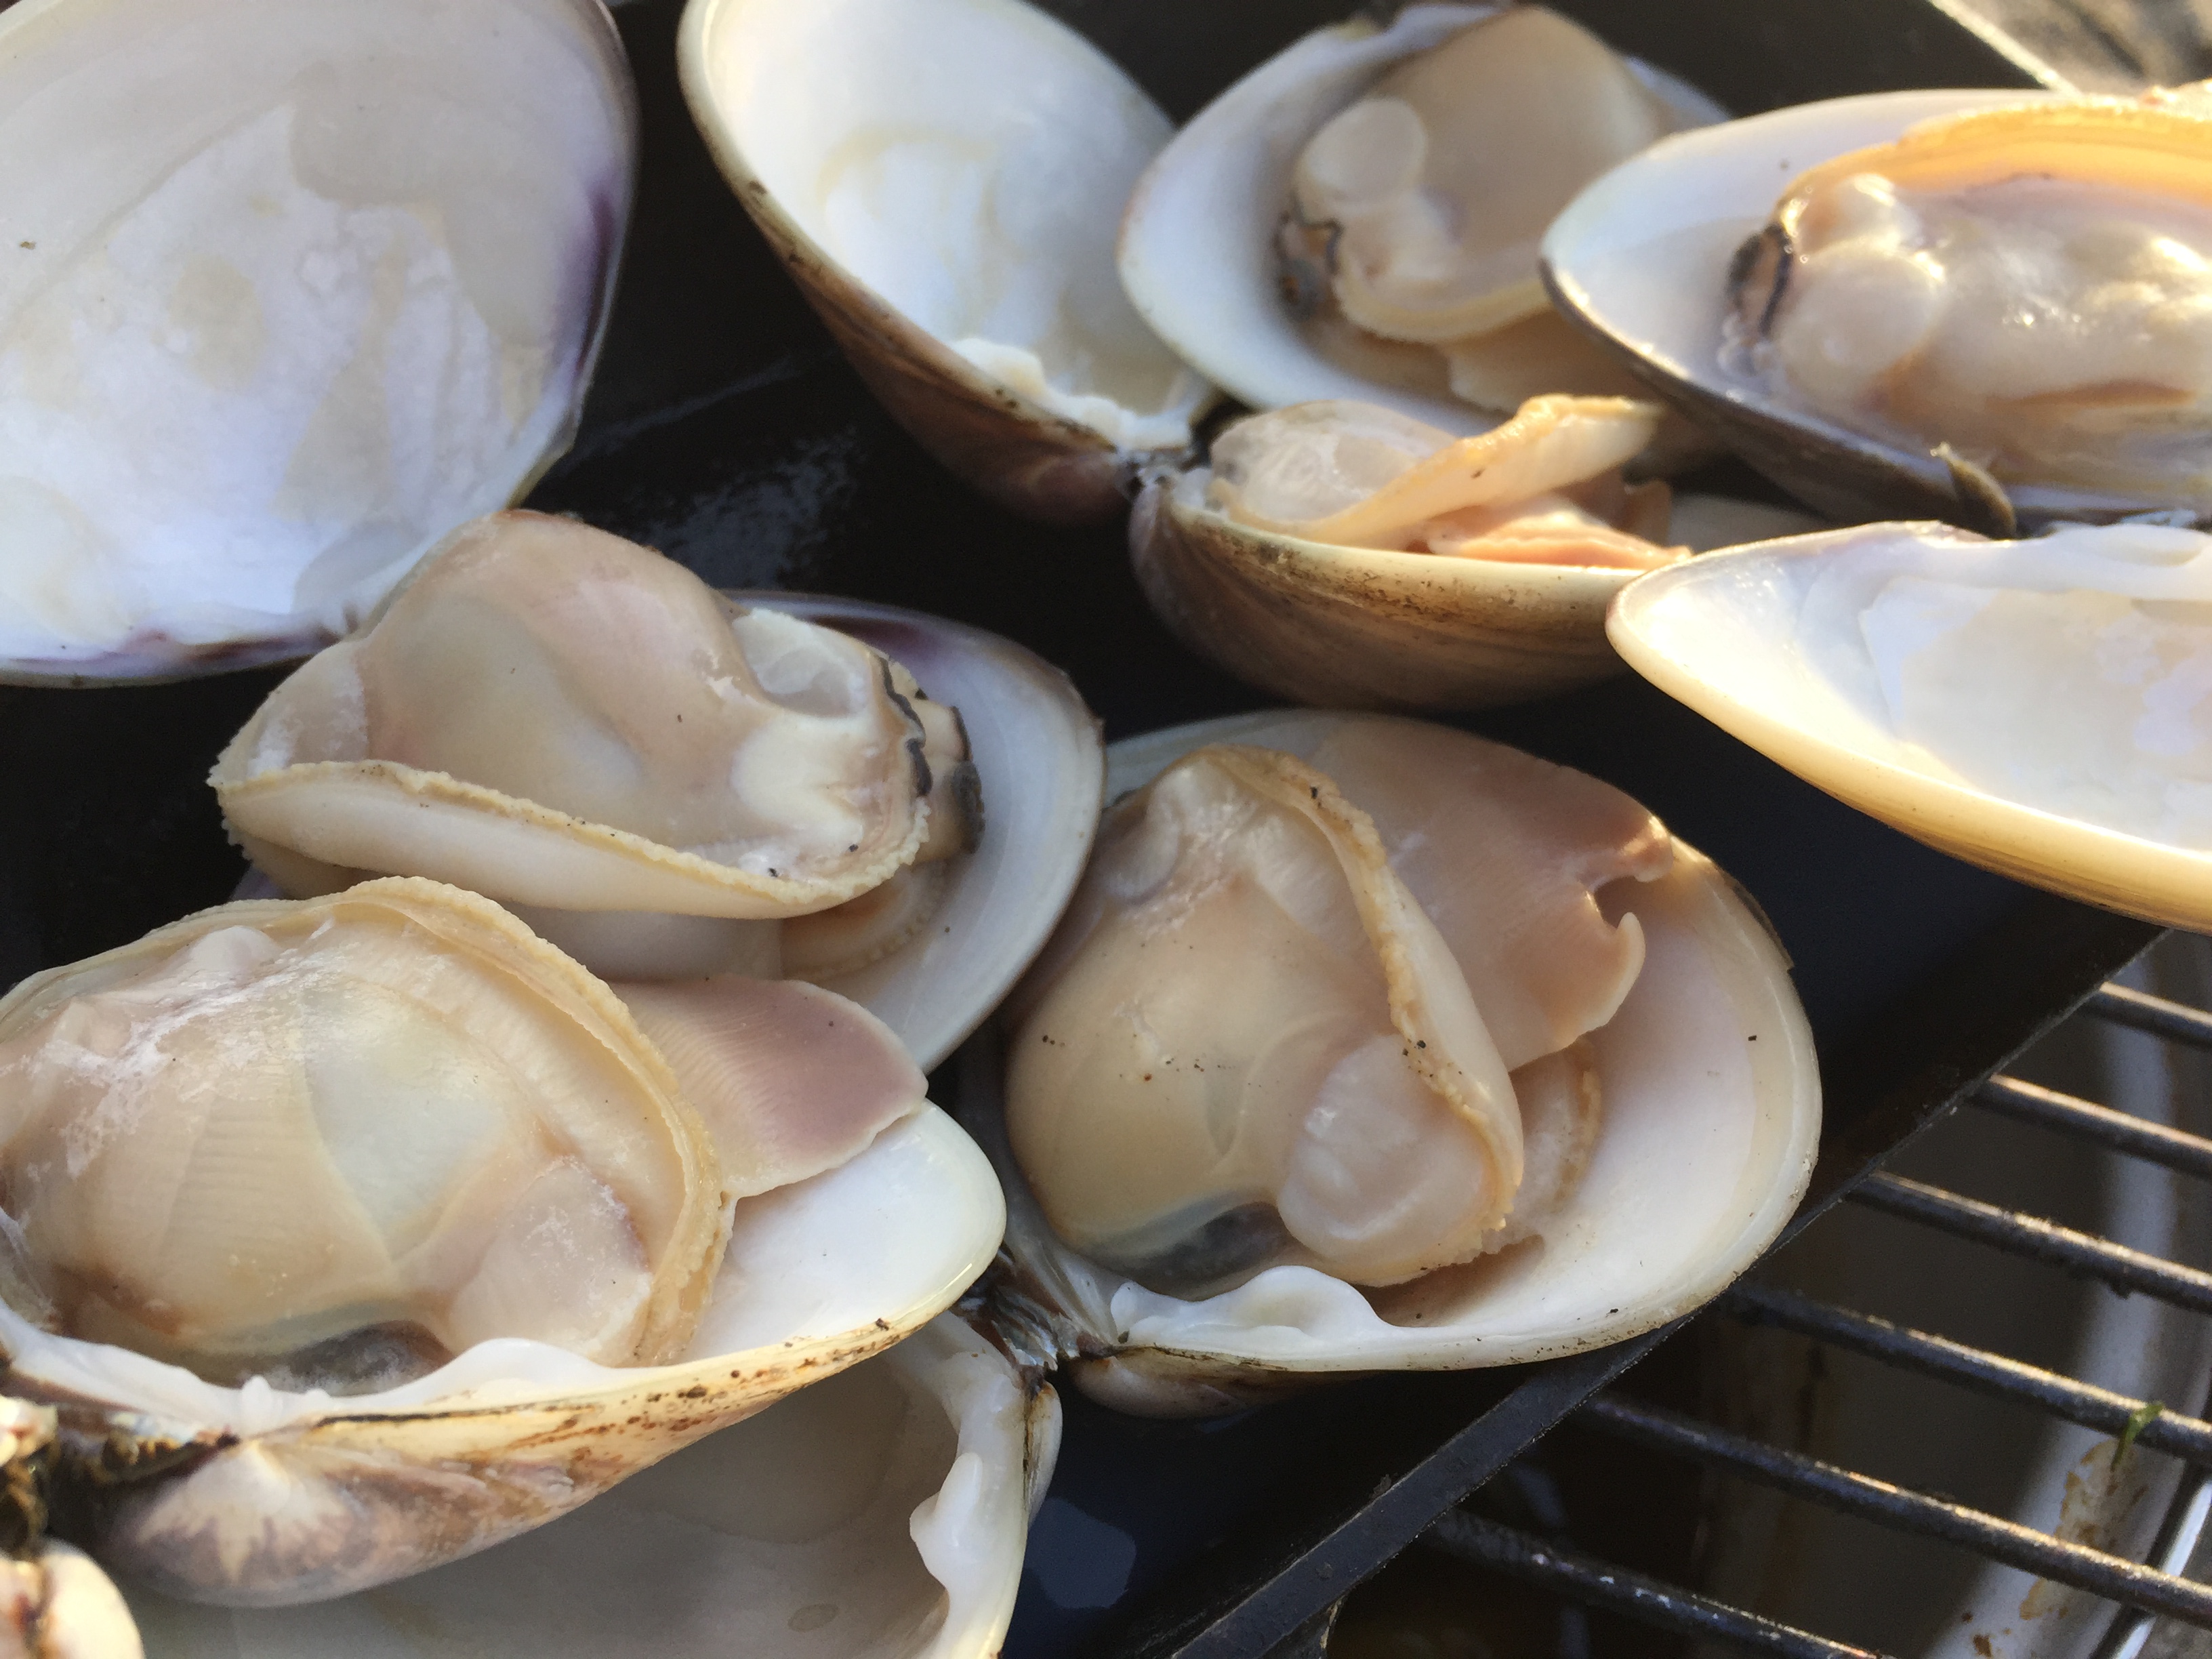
[0,0,635,684]
[677,0,1211,523]
[1607,520,2212,931]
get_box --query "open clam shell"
[677,0,1212,523]
[0,0,634,685]
[213,515,1105,1074]
[960,711,1820,1416]
[0,884,1006,1604]
[1532,87,2204,529]
[123,1313,1057,1659]
[1131,399,1823,713]
[1116,4,1723,439]
[1607,519,2212,931]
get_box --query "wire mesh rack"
[1295,969,2212,1659]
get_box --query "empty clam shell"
[1607,518,2212,930]
[962,711,1819,1416]
[1538,87,2212,529]
[0,0,635,684]
[677,0,1212,522]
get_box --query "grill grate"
[1374,981,2212,1659]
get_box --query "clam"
[1131,396,1820,712]
[1608,518,2212,932]
[125,1313,1055,1659]
[0,879,1003,1601]
[961,711,1819,1416]
[1543,85,2212,528]
[676,0,1212,523]
[0,1401,143,1659]
[0,0,634,684]
[212,511,1103,1070]
[1118,5,1723,445]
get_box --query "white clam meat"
[678,0,1211,522]
[1542,85,2212,527]
[121,1314,1056,1659]
[968,712,1819,1415]
[213,512,1103,1070]
[0,880,1002,1602]
[1607,518,2212,931]
[0,0,634,683]
[1131,396,1816,714]
[1118,4,1722,444]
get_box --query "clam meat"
[214,512,1105,1070]
[0,0,634,683]
[1118,3,1721,443]
[0,879,1002,1601]
[1204,396,1685,568]
[1280,6,1709,412]
[216,511,979,984]
[1127,396,1818,716]
[1726,90,2212,514]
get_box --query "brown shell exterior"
[1130,478,1628,712]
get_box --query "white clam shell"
[1606,519,2212,930]
[1116,4,1725,434]
[677,0,1212,523]
[119,1313,1055,1659]
[1534,87,2181,529]
[961,711,1820,1416]
[0,0,636,684]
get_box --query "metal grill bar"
[1722,1281,2212,1467]
[2087,983,2212,1050]
[1423,1511,1891,1659]
[1973,1075,2212,1183]
[1575,1394,2212,1626]
[1846,1173,2212,1315]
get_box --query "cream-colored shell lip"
[122,1313,1057,1659]
[1130,471,1632,712]
[12,1107,1003,1605]
[676,0,1212,525]
[1537,87,2166,530]
[742,593,1107,1072]
[215,754,919,920]
[1606,523,2212,931]
[1116,4,1724,434]
[0,0,636,687]
[964,711,1819,1412]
